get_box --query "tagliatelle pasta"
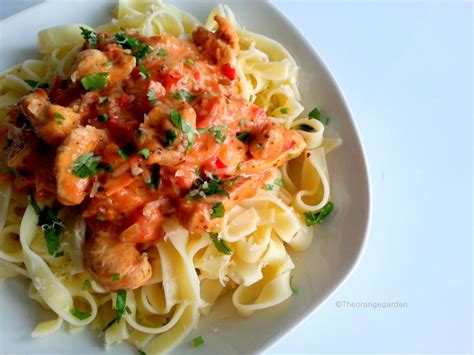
[0,0,340,353]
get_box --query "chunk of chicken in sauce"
[192,15,239,64]
[85,230,151,291]
[55,126,105,206]
[20,89,80,146]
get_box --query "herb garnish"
[185,175,230,200]
[164,130,177,147]
[197,125,227,144]
[79,26,98,48]
[139,63,149,79]
[308,107,330,125]
[236,131,251,142]
[274,178,285,187]
[264,184,273,191]
[81,279,91,291]
[303,201,334,226]
[97,113,108,122]
[112,32,151,63]
[209,232,232,255]
[24,80,49,89]
[289,275,297,294]
[210,202,225,219]
[280,107,289,114]
[80,72,109,91]
[157,48,168,56]
[115,289,127,322]
[112,273,120,281]
[70,308,92,320]
[148,164,160,189]
[29,195,63,257]
[172,89,196,103]
[169,109,195,153]
[192,336,204,347]
[139,148,150,159]
[71,152,102,178]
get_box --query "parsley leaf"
[79,26,98,48]
[157,48,168,56]
[236,131,251,142]
[115,289,127,322]
[198,125,228,144]
[147,88,158,106]
[97,113,108,122]
[304,201,334,226]
[139,63,149,79]
[308,107,330,125]
[112,32,151,63]
[210,202,225,219]
[54,112,65,120]
[186,58,194,64]
[264,184,273,191]
[139,148,150,159]
[138,351,146,355]
[169,109,195,153]
[164,130,177,147]
[274,178,285,187]
[30,196,63,257]
[71,152,102,178]
[80,72,109,91]
[24,79,49,89]
[185,175,230,200]
[209,232,232,255]
[70,308,92,320]
[148,164,160,190]
[112,273,120,281]
[192,336,204,347]
[81,279,91,291]
[172,89,196,103]
[280,107,289,114]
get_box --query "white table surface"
[0,0,472,354]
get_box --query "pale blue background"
[1,0,472,354]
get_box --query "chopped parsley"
[97,113,108,122]
[24,79,49,89]
[79,26,98,48]
[117,144,135,160]
[304,202,334,226]
[102,61,113,68]
[185,175,230,200]
[289,275,297,294]
[81,279,91,291]
[280,107,289,114]
[198,125,227,144]
[308,106,330,125]
[237,163,244,171]
[112,32,151,63]
[112,273,120,281]
[30,195,63,257]
[148,164,160,189]
[186,58,194,64]
[210,202,225,219]
[139,63,149,79]
[138,351,146,355]
[239,119,246,127]
[264,184,273,191]
[70,308,92,320]
[209,232,232,255]
[99,97,109,107]
[115,289,127,322]
[236,131,251,142]
[169,109,195,153]
[139,148,150,159]
[147,88,158,106]
[164,130,177,147]
[80,72,109,91]
[117,149,129,160]
[192,336,204,347]
[288,153,295,159]
[249,94,254,102]
[172,89,196,103]
[72,152,102,178]
[157,48,168,56]
[274,178,285,187]
[54,112,64,120]
[96,215,106,222]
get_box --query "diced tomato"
[222,63,236,80]
[117,93,131,107]
[162,72,183,91]
[215,158,227,169]
[106,117,136,144]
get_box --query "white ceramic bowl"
[0,1,371,353]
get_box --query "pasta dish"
[0,1,340,353]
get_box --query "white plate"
[0,1,371,353]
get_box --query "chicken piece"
[85,230,152,291]
[20,89,80,146]
[177,173,268,234]
[142,104,198,166]
[55,126,105,206]
[71,48,136,84]
[192,15,239,64]
[241,124,306,174]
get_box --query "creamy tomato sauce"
[2,17,305,290]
